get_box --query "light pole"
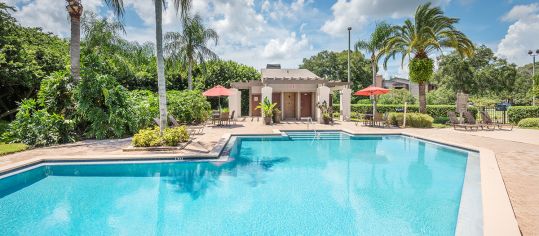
[347,27,352,85]
[529,49,539,106]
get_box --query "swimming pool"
[0,132,478,235]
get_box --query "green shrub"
[132,126,189,147]
[162,126,189,146]
[377,89,416,105]
[388,112,433,128]
[37,71,73,114]
[4,99,75,146]
[127,90,159,131]
[0,143,28,156]
[167,90,211,124]
[75,74,135,139]
[132,127,163,147]
[343,104,477,119]
[517,118,539,128]
[433,116,449,124]
[508,106,539,124]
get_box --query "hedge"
[508,106,539,124]
[388,112,433,128]
[517,118,539,128]
[334,104,478,119]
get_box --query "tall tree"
[65,0,123,82]
[384,3,474,113]
[165,14,218,90]
[155,0,191,133]
[354,22,394,86]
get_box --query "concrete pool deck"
[1,120,538,235]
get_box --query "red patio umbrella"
[353,86,390,117]
[203,85,231,109]
[353,86,390,96]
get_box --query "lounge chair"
[168,115,206,135]
[447,111,478,131]
[480,111,513,131]
[373,112,390,128]
[463,111,495,131]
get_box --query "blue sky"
[6,0,539,79]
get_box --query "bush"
[132,126,189,147]
[517,118,539,128]
[508,106,539,124]
[344,104,478,119]
[388,112,433,128]
[167,90,211,124]
[37,71,73,114]
[433,116,449,124]
[75,74,135,139]
[127,90,159,131]
[4,99,75,146]
[426,88,455,105]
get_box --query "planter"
[273,111,282,123]
[264,116,272,125]
[322,117,330,124]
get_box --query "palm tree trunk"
[371,55,376,86]
[67,0,82,82]
[155,0,168,134]
[188,59,193,90]
[418,82,426,113]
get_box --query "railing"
[478,106,509,124]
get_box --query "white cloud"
[10,0,103,36]
[321,0,448,35]
[497,3,539,65]
[262,32,309,59]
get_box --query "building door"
[283,92,296,119]
[300,92,312,118]
[272,93,281,111]
[251,94,261,116]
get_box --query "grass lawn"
[0,143,28,156]
[432,123,451,128]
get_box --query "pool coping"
[0,129,520,236]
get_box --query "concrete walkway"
[1,120,538,235]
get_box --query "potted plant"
[273,108,282,123]
[317,101,331,124]
[256,97,277,125]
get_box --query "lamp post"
[529,49,539,106]
[347,27,352,85]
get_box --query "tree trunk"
[155,0,168,134]
[188,59,193,90]
[371,54,376,86]
[67,0,82,82]
[418,81,426,113]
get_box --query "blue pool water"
[0,134,470,235]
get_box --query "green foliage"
[132,127,163,147]
[409,58,434,83]
[517,118,539,128]
[388,112,433,128]
[0,143,28,156]
[256,97,277,117]
[300,50,372,93]
[433,116,449,124]
[346,104,478,119]
[0,3,68,117]
[195,60,260,89]
[75,74,134,139]
[4,99,75,146]
[37,71,73,114]
[377,89,416,104]
[167,90,211,124]
[162,126,189,146]
[508,106,539,124]
[132,126,189,147]
[127,90,159,131]
[426,87,455,105]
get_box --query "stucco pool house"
[230,64,352,122]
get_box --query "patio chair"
[480,111,514,131]
[373,113,389,128]
[211,110,220,125]
[229,110,236,125]
[168,115,205,135]
[220,111,230,126]
[447,111,478,131]
[463,111,495,131]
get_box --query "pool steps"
[285,131,350,140]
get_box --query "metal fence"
[478,106,510,124]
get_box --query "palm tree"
[164,14,218,90]
[354,22,394,86]
[384,3,474,113]
[65,0,124,82]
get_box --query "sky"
[5,0,539,79]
